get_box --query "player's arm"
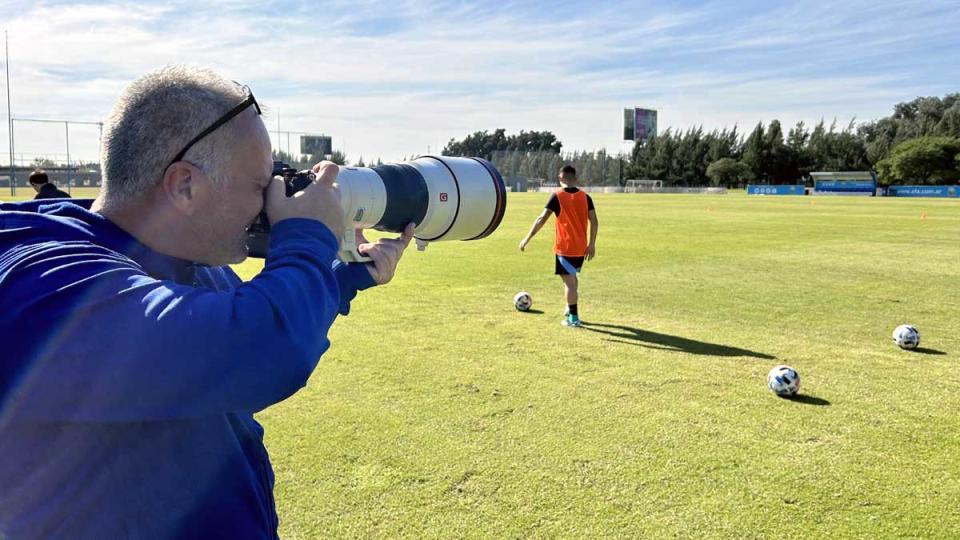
[520,194,558,251]
[586,209,598,260]
[519,208,552,251]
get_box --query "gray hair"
[99,65,249,204]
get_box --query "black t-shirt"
[545,187,594,217]
[34,183,71,200]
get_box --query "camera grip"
[337,228,373,263]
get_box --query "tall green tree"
[442,129,562,160]
[875,136,960,184]
[859,93,960,165]
[325,150,349,165]
[763,120,802,182]
[787,121,815,179]
[706,158,751,187]
[649,129,677,182]
[741,122,768,181]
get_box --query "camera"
[247,156,507,262]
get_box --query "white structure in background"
[810,171,877,196]
[625,179,663,192]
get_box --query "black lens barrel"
[372,163,429,232]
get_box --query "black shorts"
[555,255,584,275]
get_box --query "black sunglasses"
[167,84,261,169]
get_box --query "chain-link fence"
[1,118,330,197]
[2,118,103,196]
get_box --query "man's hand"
[265,161,343,236]
[586,243,596,261]
[519,237,530,252]
[357,223,415,285]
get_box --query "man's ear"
[161,162,204,216]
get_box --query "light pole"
[5,30,13,196]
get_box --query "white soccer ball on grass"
[767,365,801,397]
[513,291,532,312]
[892,324,920,350]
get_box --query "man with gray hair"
[0,65,411,539]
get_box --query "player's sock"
[568,304,578,316]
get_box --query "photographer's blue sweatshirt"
[0,200,374,539]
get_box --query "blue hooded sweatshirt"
[0,199,375,539]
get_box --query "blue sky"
[1,0,958,164]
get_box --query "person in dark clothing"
[28,169,70,199]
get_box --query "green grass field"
[244,193,957,539]
[2,186,103,200]
[8,188,960,537]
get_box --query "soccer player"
[519,165,598,327]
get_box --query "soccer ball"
[513,291,532,312]
[767,365,801,397]
[892,324,920,350]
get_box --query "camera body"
[247,156,506,262]
[246,163,313,258]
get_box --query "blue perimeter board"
[747,185,806,195]
[888,185,960,198]
[814,179,876,193]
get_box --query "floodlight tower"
[5,30,12,196]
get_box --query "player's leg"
[556,275,579,328]
[561,273,578,308]
[555,255,583,326]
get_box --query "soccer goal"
[624,179,662,193]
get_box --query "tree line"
[441,93,960,186]
[440,129,626,185]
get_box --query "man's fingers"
[355,225,412,285]
[265,176,287,209]
[399,223,415,247]
[363,245,394,284]
[364,245,386,267]
[355,228,369,246]
[311,161,339,186]
[375,239,404,262]
[357,229,409,255]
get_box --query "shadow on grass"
[519,309,544,315]
[580,321,775,359]
[784,394,831,406]
[910,347,947,355]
